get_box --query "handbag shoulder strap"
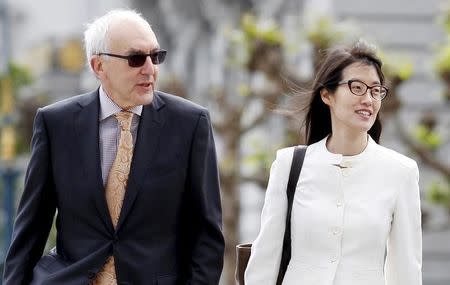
[276,145,307,285]
[286,146,307,223]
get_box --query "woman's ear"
[320,88,331,106]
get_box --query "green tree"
[423,6,450,212]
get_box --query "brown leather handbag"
[235,146,307,285]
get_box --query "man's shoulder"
[40,90,98,114]
[154,91,207,115]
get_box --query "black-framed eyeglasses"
[97,49,167,67]
[338,79,388,101]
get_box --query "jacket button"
[87,270,96,279]
[113,234,119,243]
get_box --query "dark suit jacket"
[3,90,224,285]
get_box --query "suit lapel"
[116,92,166,230]
[74,90,114,232]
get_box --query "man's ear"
[320,88,331,106]
[90,56,103,78]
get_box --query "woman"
[244,41,422,285]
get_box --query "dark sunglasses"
[98,49,167,67]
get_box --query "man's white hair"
[83,9,151,73]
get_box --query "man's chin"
[137,91,154,105]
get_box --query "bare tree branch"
[240,89,280,134]
[241,174,268,189]
[394,116,450,178]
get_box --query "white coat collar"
[312,134,376,167]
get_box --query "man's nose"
[140,56,155,75]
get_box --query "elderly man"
[3,9,224,285]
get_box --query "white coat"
[245,136,422,285]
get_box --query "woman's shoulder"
[373,143,418,172]
[275,145,308,161]
[273,146,295,164]
[270,145,309,172]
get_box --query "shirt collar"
[99,86,143,121]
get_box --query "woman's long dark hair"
[304,40,385,145]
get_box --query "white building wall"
[8,0,130,60]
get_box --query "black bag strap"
[276,145,307,285]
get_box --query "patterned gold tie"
[92,111,134,285]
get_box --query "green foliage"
[240,14,284,46]
[15,93,50,154]
[379,52,414,82]
[8,62,33,91]
[0,62,33,94]
[244,149,273,173]
[0,62,33,112]
[306,16,345,49]
[438,3,450,34]
[434,44,450,76]
[427,180,450,209]
[413,124,443,150]
[425,4,450,214]
[238,84,251,97]
[0,62,36,155]
[434,4,450,76]
[226,13,284,66]
[244,140,278,174]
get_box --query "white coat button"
[342,168,350,177]
[333,228,341,235]
[330,255,338,263]
[336,200,343,207]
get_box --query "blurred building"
[3,0,131,100]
